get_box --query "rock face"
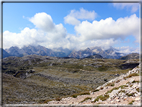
[47,64,141,106]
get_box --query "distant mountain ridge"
[2,45,139,59]
[69,46,126,59]
[4,45,71,58]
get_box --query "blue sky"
[3,2,140,54]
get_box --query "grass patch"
[94,94,109,102]
[93,89,99,92]
[80,97,92,103]
[124,73,139,79]
[97,65,108,71]
[71,91,90,98]
[106,85,128,94]
[115,79,121,83]
[55,97,62,101]
[128,100,134,105]
[126,92,136,97]
[132,80,140,83]
[136,88,139,92]
[106,82,115,87]
[118,90,126,93]
[44,99,52,103]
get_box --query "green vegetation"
[118,90,126,93]
[128,100,134,105]
[55,97,62,101]
[80,97,92,103]
[126,92,136,97]
[106,85,128,94]
[106,82,115,87]
[92,89,99,92]
[132,80,140,83]
[94,94,109,102]
[97,65,108,71]
[124,73,139,79]
[71,91,90,98]
[136,88,139,92]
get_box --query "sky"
[3,2,140,54]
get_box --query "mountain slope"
[47,65,140,105]
[119,53,139,60]
[0,48,11,58]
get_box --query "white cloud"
[64,16,80,25]
[3,28,46,49]
[113,3,139,13]
[29,12,55,32]
[4,12,67,49]
[29,12,67,41]
[74,14,140,43]
[116,46,140,54]
[64,8,97,25]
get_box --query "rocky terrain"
[2,54,140,105]
[47,64,141,106]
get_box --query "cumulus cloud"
[75,14,140,43]
[29,12,55,32]
[113,3,139,13]
[3,28,46,49]
[30,12,67,41]
[4,12,67,49]
[64,8,97,25]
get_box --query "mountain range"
[1,45,139,59]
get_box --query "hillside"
[48,64,141,105]
[2,55,139,105]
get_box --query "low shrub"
[106,85,128,94]
[55,97,62,101]
[106,82,115,87]
[94,94,109,102]
[126,92,136,97]
[71,91,90,98]
[93,89,99,92]
[128,100,134,105]
[80,97,92,103]
[132,80,140,83]
[136,88,139,92]
[124,73,139,79]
